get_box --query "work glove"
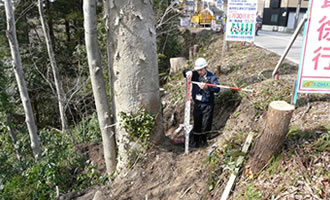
[197,82,208,90]
[185,71,192,79]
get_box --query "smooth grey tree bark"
[103,0,117,150]
[108,0,163,170]
[38,0,68,132]
[4,0,41,159]
[103,0,114,105]
[83,0,117,174]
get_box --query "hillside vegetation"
[66,30,329,200]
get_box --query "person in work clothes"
[183,57,220,148]
[255,14,262,36]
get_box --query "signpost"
[226,0,258,42]
[294,0,330,104]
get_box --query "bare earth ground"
[67,30,329,200]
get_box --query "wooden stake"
[220,132,254,200]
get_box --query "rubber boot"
[189,134,199,148]
[200,135,208,147]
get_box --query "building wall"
[264,0,270,7]
[281,0,288,7]
[257,0,265,14]
[265,0,309,8]
[262,0,309,29]
[281,0,309,8]
[287,11,305,29]
[263,7,288,26]
[287,0,309,8]
[264,0,281,8]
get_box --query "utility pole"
[293,0,302,30]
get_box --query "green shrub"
[0,127,107,199]
[119,107,156,149]
[72,113,102,143]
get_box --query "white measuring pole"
[184,75,193,154]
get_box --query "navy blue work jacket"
[183,69,220,104]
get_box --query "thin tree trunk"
[45,0,55,48]
[6,116,21,162]
[31,98,40,126]
[65,19,71,42]
[103,0,116,135]
[83,0,117,174]
[246,101,295,175]
[38,0,68,132]
[4,0,41,159]
[109,0,163,170]
[24,15,30,45]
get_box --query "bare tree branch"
[31,57,56,96]
[65,77,90,110]
[156,0,182,31]
[157,12,181,31]
[15,2,36,23]
[157,25,179,36]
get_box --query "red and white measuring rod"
[191,81,257,93]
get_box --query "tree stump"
[169,57,187,74]
[246,101,295,175]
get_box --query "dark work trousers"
[192,102,214,136]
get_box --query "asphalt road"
[253,30,304,64]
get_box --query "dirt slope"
[69,30,329,200]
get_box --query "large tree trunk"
[4,0,41,160]
[108,0,163,170]
[83,0,117,174]
[38,0,68,132]
[247,101,295,175]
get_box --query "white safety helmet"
[194,57,208,70]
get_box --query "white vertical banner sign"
[226,0,258,42]
[296,0,330,94]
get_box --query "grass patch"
[313,130,330,152]
[215,90,242,106]
[160,68,185,84]
[243,184,262,200]
[163,78,185,106]
[205,132,246,192]
[252,80,292,112]
[287,125,328,147]
[265,154,283,175]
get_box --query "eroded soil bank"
[65,29,329,200]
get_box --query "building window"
[271,14,278,23]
